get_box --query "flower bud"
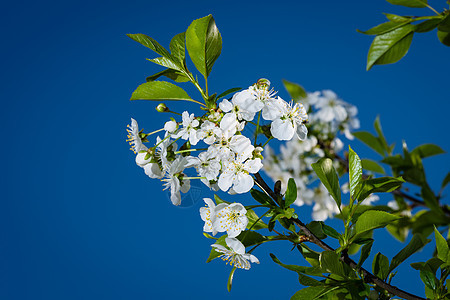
[155,103,169,112]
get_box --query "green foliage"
[130,81,193,101]
[312,158,341,209]
[186,15,222,78]
[434,227,450,266]
[285,178,298,207]
[206,235,226,263]
[361,159,385,174]
[358,240,374,268]
[217,87,242,100]
[385,0,428,8]
[389,234,431,273]
[373,252,390,280]
[356,176,405,202]
[227,267,236,292]
[411,144,446,158]
[353,131,386,156]
[282,79,307,101]
[250,189,275,206]
[352,210,400,241]
[348,146,362,200]
[246,209,268,230]
[438,15,450,46]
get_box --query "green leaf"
[130,81,193,102]
[385,0,428,8]
[411,144,445,158]
[420,269,437,290]
[270,253,323,276]
[246,209,268,230]
[282,79,307,100]
[298,273,323,287]
[311,158,341,209]
[383,13,412,23]
[227,267,236,292]
[169,32,186,66]
[291,286,330,300]
[442,172,450,190]
[389,234,431,273]
[366,25,414,70]
[206,235,226,263]
[353,131,385,156]
[356,177,405,202]
[236,231,267,247]
[186,15,222,78]
[127,33,173,59]
[146,69,189,83]
[250,189,274,206]
[373,252,389,280]
[322,224,341,240]
[320,251,346,278]
[214,194,231,205]
[358,240,374,268]
[415,18,443,33]
[374,116,389,153]
[353,210,400,240]
[306,221,327,240]
[285,178,298,207]
[438,15,450,46]
[217,87,242,100]
[361,159,385,174]
[358,20,411,35]
[434,227,450,265]
[349,146,362,199]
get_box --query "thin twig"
[253,172,426,300]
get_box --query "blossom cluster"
[263,89,373,221]
[127,79,308,205]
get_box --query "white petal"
[135,152,151,167]
[295,123,308,141]
[218,172,234,192]
[233,90,264,113]
[232,173,254,194]
[244,158,263,174]
[219,98,233,112]
[271,118,295,141]
[220,113,238,135]
[143,163,163,178]
[225,238,245,254]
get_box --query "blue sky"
[1,0,449,299]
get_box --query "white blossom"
[126,118,147,153]
[270,99,308,141]
[313,90,348,123]
[162,156,190,206]
[173,111,200,145]
[164,120,178,133]
[213,203,248,238]
[211,237,259,270]
[196,121,221,145]
[200,198,227,236]
[187,150,221,181]
[218,155,262,194]
[311,184,340,221]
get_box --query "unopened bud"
[156,103,169,112]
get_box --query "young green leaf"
[169,32,186,66]
[356,177,405,202]
[442,172,450,190]
[353,131,385,156]
[127,33,173,59]
[373,252,390,280]
[411,143,445,158]
[320,251,346,278]
[186,15,222,78]
[217,87,242,100]
[374,116,389,153]
[270,253,323,276]
[322,224,341,240]
[420,269,437,290]
[385,0,428,8]
[358,239,374,268]
[291,287,330,300]
[236,231,267,247]
[415,18,444,33]
[214,194,231,205]
[306,221,327,240]
[353,210,400,240]
[285,178,298,207]
[130,81,194,102]
[246,210,268,230]
[437,15,450,46]
[206,235,226,263]
[146,69,190,83]
[434,227,450,265]
[282,79,307,100]
[389,234,431,273]
[361,159,385,174]
[366,24,414,70]
[358,20,411,35]
[250,189,274,206]
[311,158,341,209]
[348,146,362,199]
[383,13,412,23]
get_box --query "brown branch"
[254,172,426,300]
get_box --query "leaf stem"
[254,111,262,146]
